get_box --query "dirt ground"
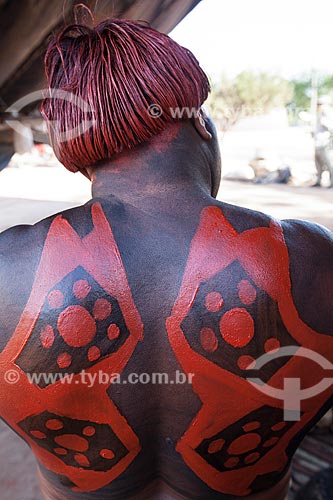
[0,164,332,499]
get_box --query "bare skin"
[0,117,332,500]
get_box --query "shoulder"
[215,200,332,265]
[0,196,130,278]
[281,218,333,332]
[0,200,94,291]
[281,218,333,269]
[212,201,273,233]
[0,200,103,351]
[212,202,333,332]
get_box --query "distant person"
[313,97,333,187]
[0,15,332,500]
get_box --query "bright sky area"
[170,0,333,82]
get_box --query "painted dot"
[208,438,225,454]
[224,457,240,468]
[82,426,95,437]
[244,452,260,464]
[73,279,91,300]
[237,355,256,370]
[45,419,64,431]
[205,292,224,312]
[40,325,55,349]
[271,421,286,432]
[228,433,261,455]
[54,434,89,452]
[30,430,46,439]
[220,308,254,348]
[57,352,72,369]
[238,280,256,305]
[100,449,115,459]
[74,453,90,467]
[200,327,218,352]
[243,421,260,432]
[264,338,281,353]
[263,437,279,448]
[88,346,101,362]
[54,448,67,456]
[107,324,120,341]
[93,299,112,321]
[58,305,96,347]
[48,290,64,309]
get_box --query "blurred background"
[0,1,332,499]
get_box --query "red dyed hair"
[41,18,210,172]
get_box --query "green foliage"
[289,74,333,118]
[289,76,312,111]
[206,70,333,130]
[206,71,293,131]
[321,75,333,97]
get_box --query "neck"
[86,122,215,216]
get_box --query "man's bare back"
[0,193,332,499]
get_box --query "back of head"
[41,16,210,172]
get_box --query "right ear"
[192,108,212,140]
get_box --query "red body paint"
[238,280,256,305]
[205,291,224,312]
[219,308,254,347]
[0,203,144,492]
[0,203,331,496]
[57,305,96,347]
[166,205,333,496]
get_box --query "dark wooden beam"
[125,0,201,33]
[0,0,74,89]
[0,0,134,90]
[0,0,201,112]
[0,45,46,110]
[0,0,135,108]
